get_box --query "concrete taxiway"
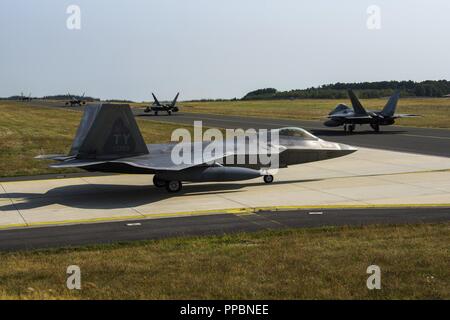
[0,147,449,231]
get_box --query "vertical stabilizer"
[348,90,368,116]
[380,91,400,117]
[171,93,180,107]
[69,104,148,160]
[152,93,161,106]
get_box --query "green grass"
[0,222,448,299]
[175,98,450,129]
[0,101,192,177]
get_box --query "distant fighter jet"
[19,92,32,101]
[37,104,356,193]
[144,93,180,115]
[65,92,86,106]
[324,90,419,132]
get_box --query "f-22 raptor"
[324,90,419,132]
[144,93,180,115]
[65,92,87,106]
[37,104,356,193]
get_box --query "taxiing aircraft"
[19,92,32,101]
[144,93,180,115]
[37,104,357,193]
[324,90,419,132]
[65,92,87,106]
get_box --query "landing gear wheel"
[153,176,166,188]
[348,124,355,133]
[371,124,380,132]
[168,111,172,116]
[166,180,182,193]
[263,175,274,184]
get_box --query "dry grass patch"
[0,223,448,299]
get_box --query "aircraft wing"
[328,114,372,119]
[392,114,421,118]
[48,153,230,172]
[46,141,284,172]
[346,116,372,120]
[47,143,229,171]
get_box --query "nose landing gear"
[263,175,274,184]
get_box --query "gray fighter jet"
[65,92,86,106]
[19,92,32,101]
[37,104,356,193]
[324,90,419,132]
[144,93,180,115]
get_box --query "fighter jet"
[324,90,419,132]
[19,92,32,101]
[65,92,86,106]
[36,104,356,193]
[144,93,180,115]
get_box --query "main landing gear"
[370,123,380,132]
[166,180,182,193]
[344,124,355,133]
[153,175,274,193]
[153,176,183,193]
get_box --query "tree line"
[243,80,450,100]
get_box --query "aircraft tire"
[371,124,380,132]
[263,175,274,184]
[153,176,166,188]
[348,125,355,133]
[166,180,182,193]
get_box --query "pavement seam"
[0,183,28,227]
[290,179,372,206]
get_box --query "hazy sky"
[0,0,449,101]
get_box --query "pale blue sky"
[0,0,449,101]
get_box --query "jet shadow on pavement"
[0,178,320,212]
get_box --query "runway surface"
[38,101,450,157]
[0,207,449,251]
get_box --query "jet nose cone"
[337,143,358,155]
